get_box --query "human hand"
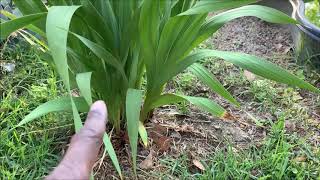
[46,101,107,180]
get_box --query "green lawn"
[0,43,72,179]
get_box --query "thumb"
[69,100,108,165]
[46,101,108,180]
[81,100,108,139]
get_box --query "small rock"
[0,63,15,72]
[244,70,256,81]
[170,131,181,139]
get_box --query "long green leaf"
[46,6,83,131]
[179,0,256,15]
[13,0,47,30]
[0,10,46,38]
[181,95,226,117]
[189,63,240,106]
[126,88,143,175]
[192,50,320,94]
[139,0,160,90]
[17,97,89,127]
[76,72,93,105]
[146,94,186,113]
[71,99,83,131]
[70,32,127,82]
[46,7,123,177]
[13,0,47,15]
[192,5,298,51]
[46,6,80,89]
[147,94,226,118]
[139,121,148,147]
[0,12,46,39]
[102,133,122,179]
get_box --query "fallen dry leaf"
[156,136,172,152]
[222,112,237,121]
[192,159,205,171]
[244,70,256,81]
[148,124,173,153]
[293,156,306,162]
[139,150,154,170]
[285,120,296,132]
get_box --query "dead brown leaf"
[222,112,237,121]
[149,124,172,153]
[285,120,296,132]
[139,150,154,170]
[156,136,172,152]
[192,159,205,171]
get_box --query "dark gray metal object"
[291,0,320,70]
[257,0,320,71]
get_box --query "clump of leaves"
[1,0,320,177]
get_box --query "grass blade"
[126,88,143,174]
